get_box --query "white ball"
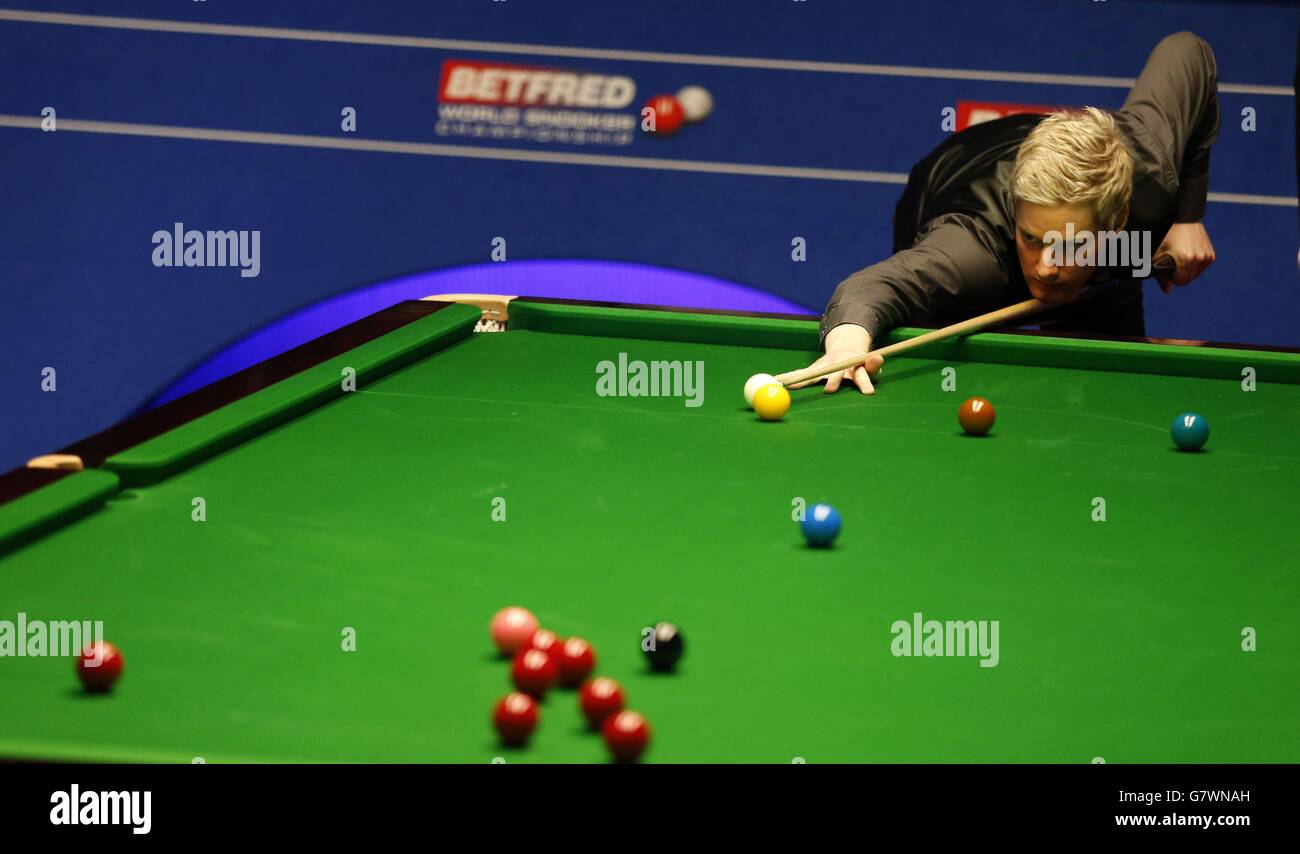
[676,85,714,122]
[744,373,778,407]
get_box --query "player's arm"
[804,215,1007,394]
[1120,32,1220,287]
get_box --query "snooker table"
[2,295,1298,764]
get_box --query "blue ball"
[801,503,841,548]
[1171,412,1209,451]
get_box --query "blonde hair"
[1010,107,1133,231]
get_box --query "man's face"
[1013,201,1099,304]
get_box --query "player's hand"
[1154,222,1215,293]
[790,323,884,395]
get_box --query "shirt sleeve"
[1118,31,1220,223]
[819,214,1009,345]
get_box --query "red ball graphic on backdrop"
[643,94,685,135]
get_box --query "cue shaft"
[774,297,1048,386]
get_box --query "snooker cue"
[775,252,1176,388]
[774,297,1048,387]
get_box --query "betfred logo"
[439,59,636,109]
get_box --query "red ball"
[602,710,651,763]
[958,396,996,436]
[522,628,563,660]
[556,637,596,687]
[579,676,625,727]
[512,648,558,698]
[643,94,685,135]
[76,642,124,693]
[493,692,539,746]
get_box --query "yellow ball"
[753,383,790,421]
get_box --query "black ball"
[644,622,685,672]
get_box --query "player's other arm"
[805,216,1004,394]
[1121,31,1220,288]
